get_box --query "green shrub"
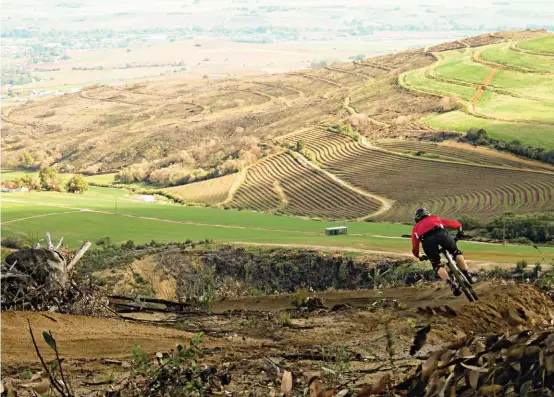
[1,236,26,249]
[278,312,292,326]
[122,240,135,250]
[458,215,485,231]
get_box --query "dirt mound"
[428,284,554,343]
[1,311,197,371]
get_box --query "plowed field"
[282,128,554,222]
[230,152,382,219]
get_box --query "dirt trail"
[3,283,552,382]
[1,311,200,368]
[470,68,499,104]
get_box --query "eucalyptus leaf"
[42,331,57,351]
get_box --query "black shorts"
[421,228,461,265]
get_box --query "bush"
[96,236,113,249]
[1,236,26,249]
[65,174,89,194]
[487,212,554,244]
[122,240,135,250]
[278,312,292,326]
[464,128,554,165]
[39,167,63,191]
[458,215,485,231]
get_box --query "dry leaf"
[281,370,293,394]
[440,350,453,366]
[461,363,489,373]
[457,347,472,358]
[21,377,50,394]
[422,352,439,380]
[474,341,485,354]
[357,373,391,396]
[519,380,532,397]
[545,354,554,374]
[467,370,479,390]
[309,378,324,397]
[269,389,276,397]
[478,384,503,395]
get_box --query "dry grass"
[166,173,242,205]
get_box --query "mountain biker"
[411,208,476,296]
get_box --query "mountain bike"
[421,233,478,302]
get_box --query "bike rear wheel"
[445,255,478,302]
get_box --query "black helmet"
[414,208,430,222]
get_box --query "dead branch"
[66,241,91,272]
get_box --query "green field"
[432,51,554,101]
[480,43,554,72]
[2,188,553,264]
[434,52,491,85]
[477,91,554,123]
[403,39,554,149]
[517,35,554,54]
[424,111,554,148]
[401,67,476,101]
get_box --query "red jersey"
[411,215,461,257]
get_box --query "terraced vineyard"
[281,127,554,222]
[230,152,382,219]
[376,140,554,171]
[401,33,554,148]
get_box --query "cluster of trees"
[460,212,554,244]
[115,137,265,187]
[11,168,89,194]
[464,128,554,165]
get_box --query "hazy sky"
[2,0,554,32]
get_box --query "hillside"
[2,29,553,222]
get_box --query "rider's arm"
[411,232,420,258]
[440,218,462,231]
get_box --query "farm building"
[325,226,347,236]
[1,183,29,193]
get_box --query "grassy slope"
[2,188,553,263]
[480,43,554,72]
[477,91,554,123]
[402,67,475,101]
[424,111,554,147]
[518,35,554,53]
[407,41,554,147]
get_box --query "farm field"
[166,173,241,204]
[282,127,554,221]
[479,42,554,72]
[423,111,554,148]
[376,140,554,171]
[517,35,554,53]
[230,152,382,219]
[2,189,554,264]
[0,187,408,237]
[402,33,554,148]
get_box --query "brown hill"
[2,30,552,221]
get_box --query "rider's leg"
[455,255,469,271]
[436,266,450,281]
